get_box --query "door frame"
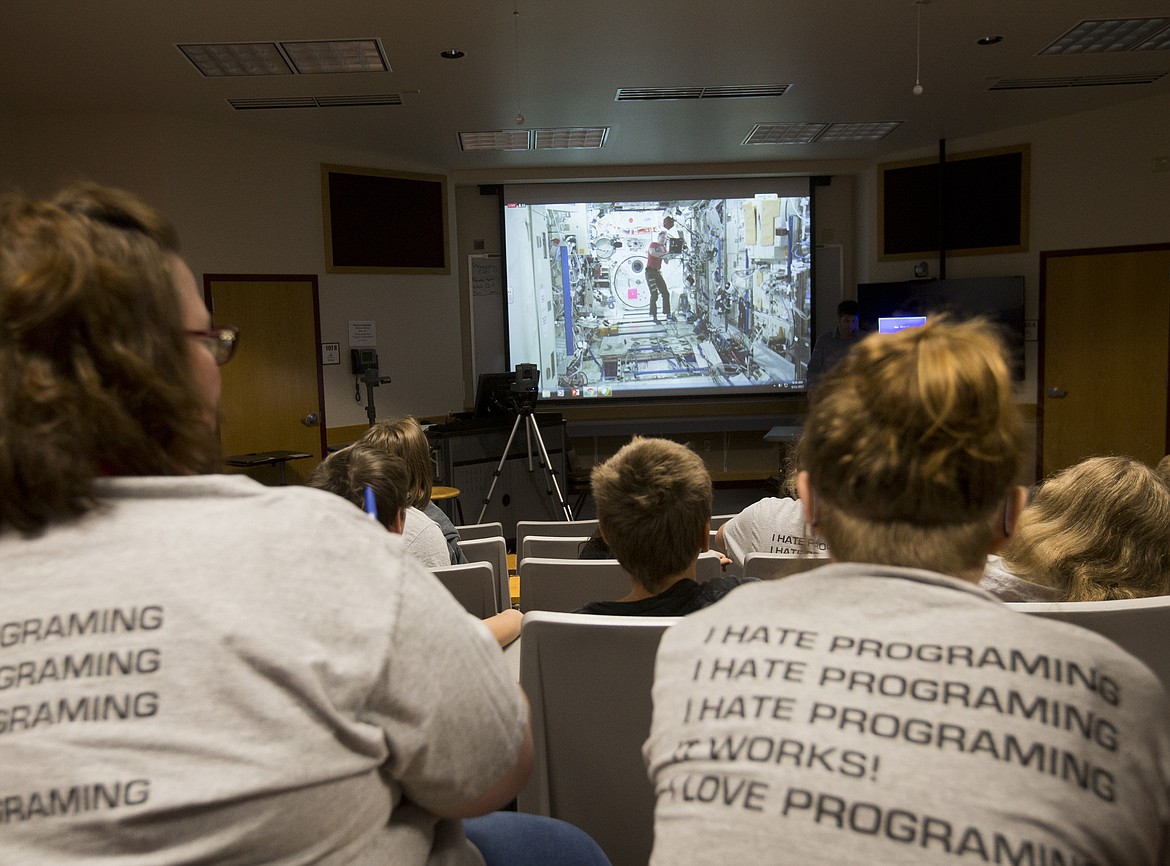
[1038,243,1170,480]
[203,273,328,458]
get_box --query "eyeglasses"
[185,326,239,366]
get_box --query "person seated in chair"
[713,436,829,570]
[643,318,1170,864]
[575,437,752,616]
[981,454,1170,602]
[359,416,464,569]
[0,181,615,866]
[310,444,522,647]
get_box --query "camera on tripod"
[509,363,540,412]
[477,361,572,522]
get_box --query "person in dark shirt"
[574,437,751,616]
[806,298,860,389]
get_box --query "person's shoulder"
[732,496,803,527]
[98,474,363,526]
[751,496,802,517]
[697,574,755,602]
[403,505,450,568]
[979,556,1058,602]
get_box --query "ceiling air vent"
[616,87,704,101]
[228,96,319,110]
[314,94,403,107]
[228,94,403,110]
[616,83,789,101]
[697,84,791,99]
[989,72,1166,90]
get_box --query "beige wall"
[0,113,465,430]
[855,90,1170,404]
[3,92,1166,462]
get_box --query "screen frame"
[497,178,817,406]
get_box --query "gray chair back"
[1008,595,1170,696]
[518,557,630,613]
[454,521,504,541]
[432,562,498,619]
[743,551,828,580]
[518,611,681,866]
[457,535,510,612]
[516,518,600,556]
[520,534,591,563]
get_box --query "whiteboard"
[468,253,505,382]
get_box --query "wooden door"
[204,275,326,484]
[1040,245,1170,478]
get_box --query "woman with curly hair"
[986,455,1170,602]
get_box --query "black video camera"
[510,363,540,408]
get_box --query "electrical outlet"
[703,440,712,451]
[1154,156,1169,173]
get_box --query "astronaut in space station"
[507,194,813,398]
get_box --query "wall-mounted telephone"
[351,348,379,376]
[352,347,391,422]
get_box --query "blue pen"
[363,485,378,522]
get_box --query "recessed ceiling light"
[743,123,827,145]
[533,127,608,149]
[977,35,1004,45]
[743,121,901,145]
[1040,18,1170,54]
[281,40,389,74]
[440,49,466,59]
[459,130,532,151]
[178,42,292,76]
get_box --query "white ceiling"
[2,2,1167,174]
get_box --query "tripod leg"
[476,413,526,524]
[526,414,574,521]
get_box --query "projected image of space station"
[504,194,812,401]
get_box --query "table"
[224,450,312,485]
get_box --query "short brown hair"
[1002,455,1170,601]
[308,444,411,530]
[0,184,220,534]
[592,437,712,592]
[358,417,433,508]
[803,317,1024,576]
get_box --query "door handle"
[301,412,320,426]
[1046,387,1068,399]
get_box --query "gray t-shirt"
[403,504,452,570]
[644,562,1170,865]
[0,475,526,865]
[718,496,829,570]
[979,554,1060,602]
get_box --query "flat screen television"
[857,276,1026,379]
[321,164,449,274]
[878,144,1029,259]
[500,178,814,403]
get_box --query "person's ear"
[989,485,1027,553]
[700,521,711,553]
[797,471,818,528]
[1004,485,1027,536]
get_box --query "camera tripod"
[477,402,574,523]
